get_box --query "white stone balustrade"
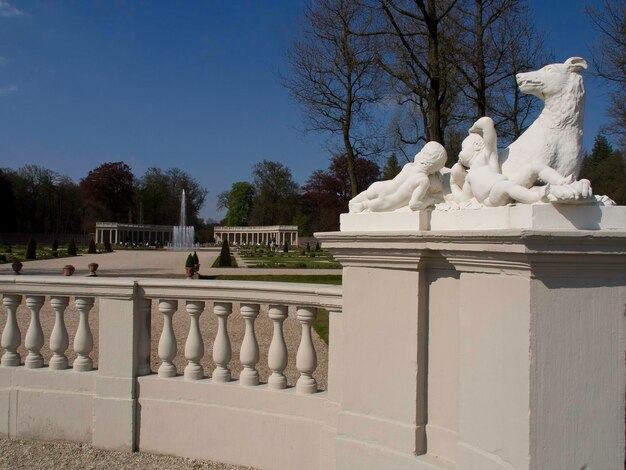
[158,299,178,378]
[24,295,44,368]
[73,297,95,371]
[239,303,260,386]
[49,296,70,370]
[295,306,318,394]
[184,300,205,380]
[1,294,22,367]
[267,304,288,389]
[212,302,232,382]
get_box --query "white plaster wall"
[337,265,425,458]
[136,377,327,470]
[530,276,626,469]
[457,273,531,470]
[0,368,95,443]
[426,271,460,464]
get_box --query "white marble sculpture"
[348,56,613,214]
[449,117,550,207]
[348,141,447,213]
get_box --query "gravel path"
[0,437,254,469]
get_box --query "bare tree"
[285,0,382,197]
[369,0,459,148]
[449,0,550,145]
[587,1,626,147]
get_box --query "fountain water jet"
[172,189,195,249]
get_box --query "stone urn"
[88,262,99,277]
[185,266,195,279]
[11,261,22,274]
[63,264,75,276]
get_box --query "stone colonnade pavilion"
[213,225,298,246]
[95,222,174,245]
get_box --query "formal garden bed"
[238,244,341,269]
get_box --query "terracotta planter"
[63,264,75,276]
[185,266,195,279]
[11,261,22,274]
[88,262,99,276]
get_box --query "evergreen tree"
[383,154,402,180]
[25,238,37,260]
[315,242,321,252]
[185,253,195,268]
[88,238,96,254]
[192,251,199,265]
[218,240,232,267]
[67,239,77,256]
[306,242,311,253]
[103,238,112,253]
[580,134,626,205]
[52,239,59,257]
[283,241,289,253]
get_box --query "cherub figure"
[349,141,447,213]
[451,117,551,207]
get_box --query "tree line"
[284,0,625,197]
[0,162,208,239]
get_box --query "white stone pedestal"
[319,220,626,470]
[340,203,626,232]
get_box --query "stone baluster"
[158,299,178,378]
[267,304,288,389]
[24,295,45,368]
[1,294,22,367]
[49,296,70,370]
[184,300,205,380]
[239,303,260,386]
[137,298,152,376]
[73,297,95,371]
[212,302,232,382]
[296,306,318,394]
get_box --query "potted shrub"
[63,264,75,276]
[185,253,195,278]
[11,261,22,274]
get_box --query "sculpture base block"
[340,204,626,232]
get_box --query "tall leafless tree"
[284,0,382,197]
[587,0,626,148]
[450,0,550,145]
[370,0,459,147]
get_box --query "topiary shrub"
[218,240,233,267]
[104,238,113,253]
[185,253,195,268]
[283,241,288,253]
[306,242,311,253]
[315,242,320,252]
[192,251,199,266]
[67,239,77,256]
[25,238,37,260]
[88,238,96,254]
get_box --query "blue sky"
[0,0,614,221]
